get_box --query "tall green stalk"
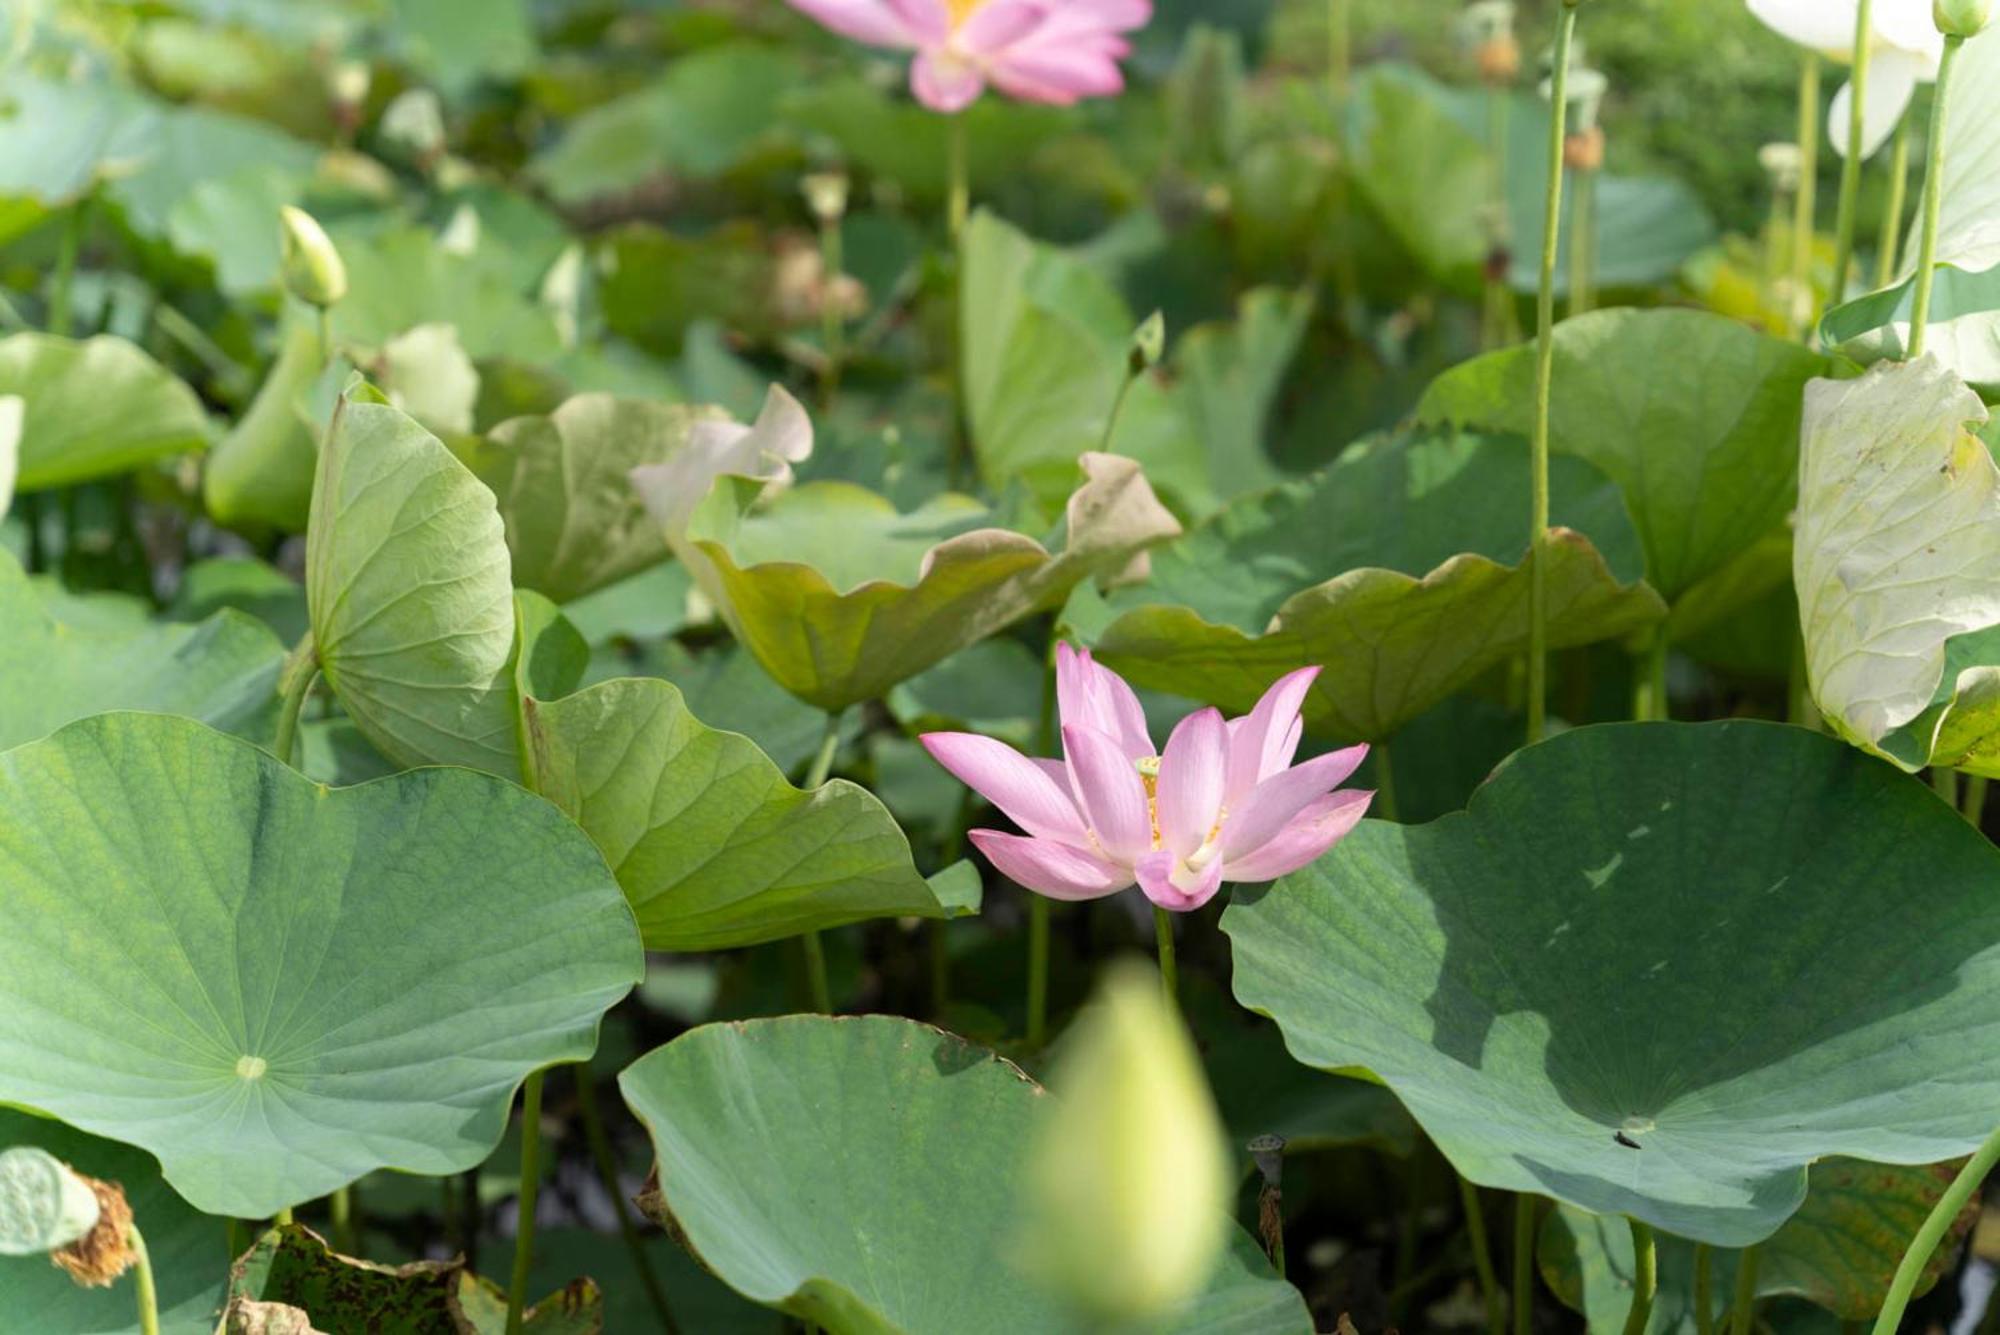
[1730,1244,1762,1335]
[130,1224,159,1335]
[1909,34,1969,359]
[1152,906,1178,1007]
[1791,54,1822,337]
[1458,1176,1504,1335]
[947,118,969,239]
[1877,115,1912,288]
[1830,0,1874,306]
[1527,3,1580,745]
[796,712,844,1015]
[1692,1242,1715,1335]
[1621,1220,1656,1335]
[49,197,88,338]
[1511,1195,1537,1335]
[574,1065,680,1333]
[1873,1121,2000,1333]
[505,1070,545,1335]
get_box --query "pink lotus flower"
[787,0,1152,114]
[922,645,1372,912]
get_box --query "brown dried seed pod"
[50,1172,134,1288]
[1476,35,1521,85]
[1564,125,1606,173]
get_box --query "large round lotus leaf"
[1820,265,2000,396]
[0,1109,222,1335]
[466,394,725,604]
[1417,308,1827,603]
[1081,427,1663,742]
[330,224,562,365]
[619,1016,1312,1335]
[1225,720,2000,1246]
[307,392,519,776]
[1793,356,2000,776]
[1538,1159,1973,1332]
[0,333,211,491]
[524,676,973,950]
[0,550,284,753]
[0,712,643,1218]
[671,454,1180,712]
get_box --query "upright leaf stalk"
[1829,0,1875,305]
[1789,54,1822,338]
[1908,34,1969,358]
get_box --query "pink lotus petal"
[1221,744,1369,862]
[1063,723,1153,863]
[1222,790,1373,883]
[1157,708,1226,858]
[958,0,1049,52]
[1052,0,1151,28]
[971,829,1133,900]
[1056,643,1153,761]
[1224,666,1320,806]
[787,0,924,47]
[921,732,1085,843]
[988,49,1125,104]
[1135,849,1225,913]
[912,48,986,112]
[885,0,951,42]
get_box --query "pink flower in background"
[787,0,1151,113]
[922,646,1372,912]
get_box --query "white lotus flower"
[1748,0,1943,158]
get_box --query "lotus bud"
[278,206,347,309]
[801,171,850,226]
[0,1147,100,1257]
[1130,311,1165,374]
[1016,961,1231,1325]
[1760,142,1804,193]
[327,59,370,136]
[380,87,445,167]
[1460,2,1520,84]
[438,203,480,257]
[1935,0,1997,35]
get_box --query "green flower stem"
[1830,0,1874,307]
[330,1183,355,1254]
[1512,1194,1536,1335]
[273,637,318,771]
[1878,114,1913,289]
[1527,3,1579,746]
[224,1217,244,1265]
[1371,744,1398,823]
[1934,767,1959,809]
[947,117,969,240]
[1791,53,1822,339]
[1152,906,1178,1007]
[574,1064,681,1334]
[1621,1219,1656,1335]
[1457,1176,1504,1335]
[1730,1243,1761,1335]
[49,196,88,338]
[129,1223,159,1335]
[505,1069,545,1335]
[1692,1242,1714,1335]
[1874,1121,2000,1334]
[1965,776,1989,827]
[796,712,844,1015]
[819,217,845,404]
[1635,627,1669,722]
[1910,34,1969,361]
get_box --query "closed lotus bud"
[1760,142,1804,193]
[327,60,370,118]
[279,206,347,308]
[1016,962,1231,1325]
[0,1147,100,1257]
[381,88,446,166]
[1130,311,1166,374]
[801,171,851,225]
[1935,0,1997,35]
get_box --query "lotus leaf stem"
[1693,1241,1715,1335]
[1730,1242,1761,1334]
[505,1069,546,1335]
[1878,115,1912,289]
[1621,1218,1656,1335]
[1512,1194,1537,1335]
[1457,1175,1504,1335]
[130,1223,158,1335]
[1830,0,1873,307]
[1873,1119,2000,1333]
[1910,34,1968,360]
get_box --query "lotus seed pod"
[278,206,347,308]
[0,1147,100,1257]
[1016,961,1231,1324]
[1935,0,1997,35]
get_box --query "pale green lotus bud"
[278,206,347,308]
[1016,961,1231,1325]
[801,171,850,225]
[381,87,445,165]
[327,59,370,113]
[0,1147,100,1257]
[1129,311,1166,375]
[1935,0,1997,35]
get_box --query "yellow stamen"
[944,0,984,26]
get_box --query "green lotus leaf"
[466,394,725,603]
[331,224,562,365]
[1418,308,1827,602]
[1082,427,1662,742]
[0,1108,223,1335]
[374,323,480,439]
[654,435,1180,712]
[0,334,211,491]
[168,557,309,647]
[0,712,642,1218]
[1225,720,2000,1246]
[307,392,520,776]
[1344,65,1490,284]
[959,209,1216,514]
[1820,265,2000,395]
[525,675,970,950]
[204,316,329,533]
[1538,1159,1972,1331]
[1909,22,2000,275]
[0,394,18,521]
[619,1015,1312,1335]
[1793,357,2000,774]
[0,550,284,753]
[224,1224,602,1334]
